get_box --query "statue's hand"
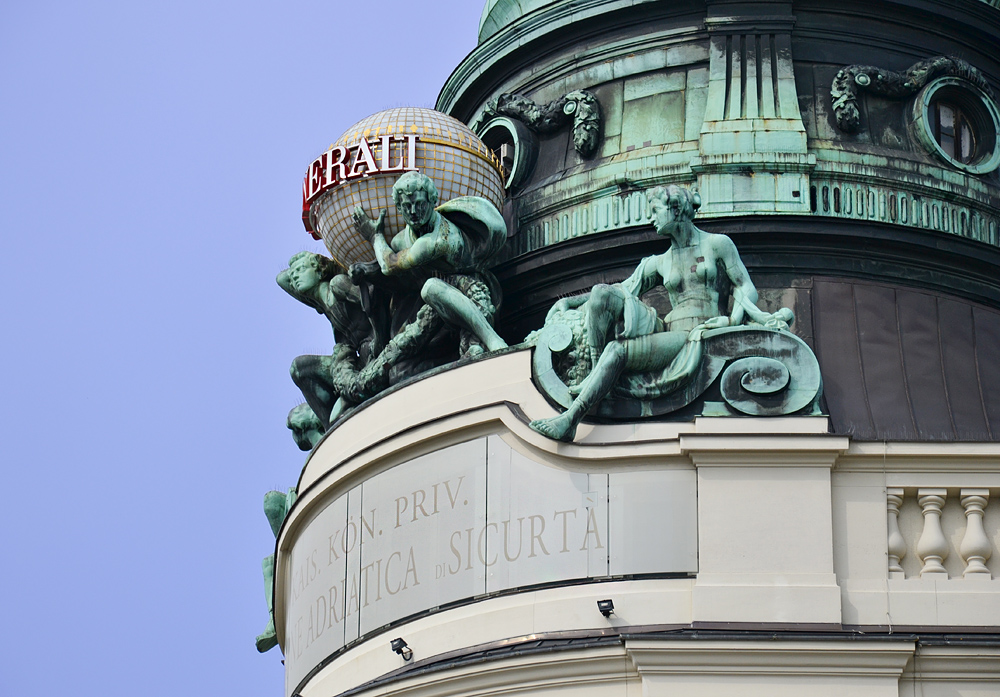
[762,307,794,330]
[702,316,731,330]
[349,260,384,285]
[352,206,387,242]
[349,262,368,285]
[545,292,590,323]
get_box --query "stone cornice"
[438,0,705,118]
[681,433,848,467]
[626,638,915,676]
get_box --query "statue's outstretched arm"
[714,234,795,329]
[715,235,757,326]
[352,206,415,277]
[620,255,663,297]
[372,225,448,275]
[545,292,590,322]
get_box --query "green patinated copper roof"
[479,0,999,43]
[479,0,562,43]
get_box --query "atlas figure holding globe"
[349,171,509,358]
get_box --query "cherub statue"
[530,185,794,442]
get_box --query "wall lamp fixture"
[390,637,413,661]
[597,599,615,617]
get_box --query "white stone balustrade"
[883,487,997,580]
[886,487,906,577]
[916,488,949,576]
[960,488,992,578]
[834,446,1000,627]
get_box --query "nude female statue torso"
[531,186,759,441]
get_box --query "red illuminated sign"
[302,135,419,238]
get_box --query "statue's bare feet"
[529,413,578,442]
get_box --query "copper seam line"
[851,282,876,433]
[970,307,993,439]
[935,296,958,438]
[893,290,919,435]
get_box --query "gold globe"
[307,108,505,269]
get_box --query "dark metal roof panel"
[940,299,993,440]
[897,289,955,440]
[813,280,875,437]
[976,306,1000,430]
[814,278,1000,441]
[855,283,918,441]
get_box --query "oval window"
[912,77,1000,174]
[476,117,538,191]
[929,101,976,164]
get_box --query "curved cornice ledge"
[439,0,670,117]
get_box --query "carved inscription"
[284,479,606,664]
[442,506,604,575]
[394,476,466,528]
[282,437,696,690]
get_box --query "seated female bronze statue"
[530,185,788,442]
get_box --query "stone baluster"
[959,489,992,578]
[916,488,948,577]
[886,488,906,577]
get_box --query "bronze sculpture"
[530,186,809,442]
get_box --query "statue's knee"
[601,341,627,362]
[421,278,447,304]
[290,355,316,387]
[591,283,613,302]
[589,284,619,313]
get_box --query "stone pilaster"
[692,1,815,215]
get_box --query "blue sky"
[0,1,485,694]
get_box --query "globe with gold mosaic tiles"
[309,107,505,269]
